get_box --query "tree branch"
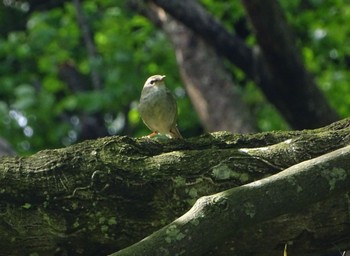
[1,118,350,255]
[73,0,103,90]
[111,145,350,256]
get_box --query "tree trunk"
[1,118,350,255]
[240,0,338,129]
[148,0,339,129]
[151,5,256,133]
[131,1,256,133]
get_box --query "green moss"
[173,176,186,186]
[191,218,200,226]
[212,163,249,183]
[212,164,232,180]
[327,167,347,190]
[21,203,31,209]
[287,177,303,193]
[188,188,198,198]
[108,217,117,225]
[101,225,109,233]
[165,225,185,243]
[98,217,106,224]
[73,219,80,228]
[243,202,256,218]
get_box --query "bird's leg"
[147,131,158,137]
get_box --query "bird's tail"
[169,126,183,139]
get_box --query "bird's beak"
[160,75,166,81]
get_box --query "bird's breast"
[139,86,175,133]
[140,86,166,105]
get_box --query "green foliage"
[279,0,350,118]
[0,0,349,154]
[0,1,188,154]
[203,0,350,131]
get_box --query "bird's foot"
[147,131,158,137]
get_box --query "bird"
[138,75,183,139]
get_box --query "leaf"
[13,84,36,110]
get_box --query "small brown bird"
[138,75,183,139]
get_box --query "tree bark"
[148,0,339,129]
[112,145,350,256]
[1,118,350,255]
[240,0,339,129]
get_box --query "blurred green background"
[0,0,349,155]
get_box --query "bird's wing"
[166,89,183,138]
[165,88,178,124]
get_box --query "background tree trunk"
[240,0,339,128]
[149,5,256,133]
[1,118,350,255]
[148,0,339,129]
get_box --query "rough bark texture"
[149,0,339,129]
[112,145,350,256]
[1,118,350,255]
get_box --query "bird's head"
[144,75,166,88]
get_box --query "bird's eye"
[150,79,155,85]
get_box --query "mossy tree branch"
[112,145,350,256]
[1,118,350,255]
